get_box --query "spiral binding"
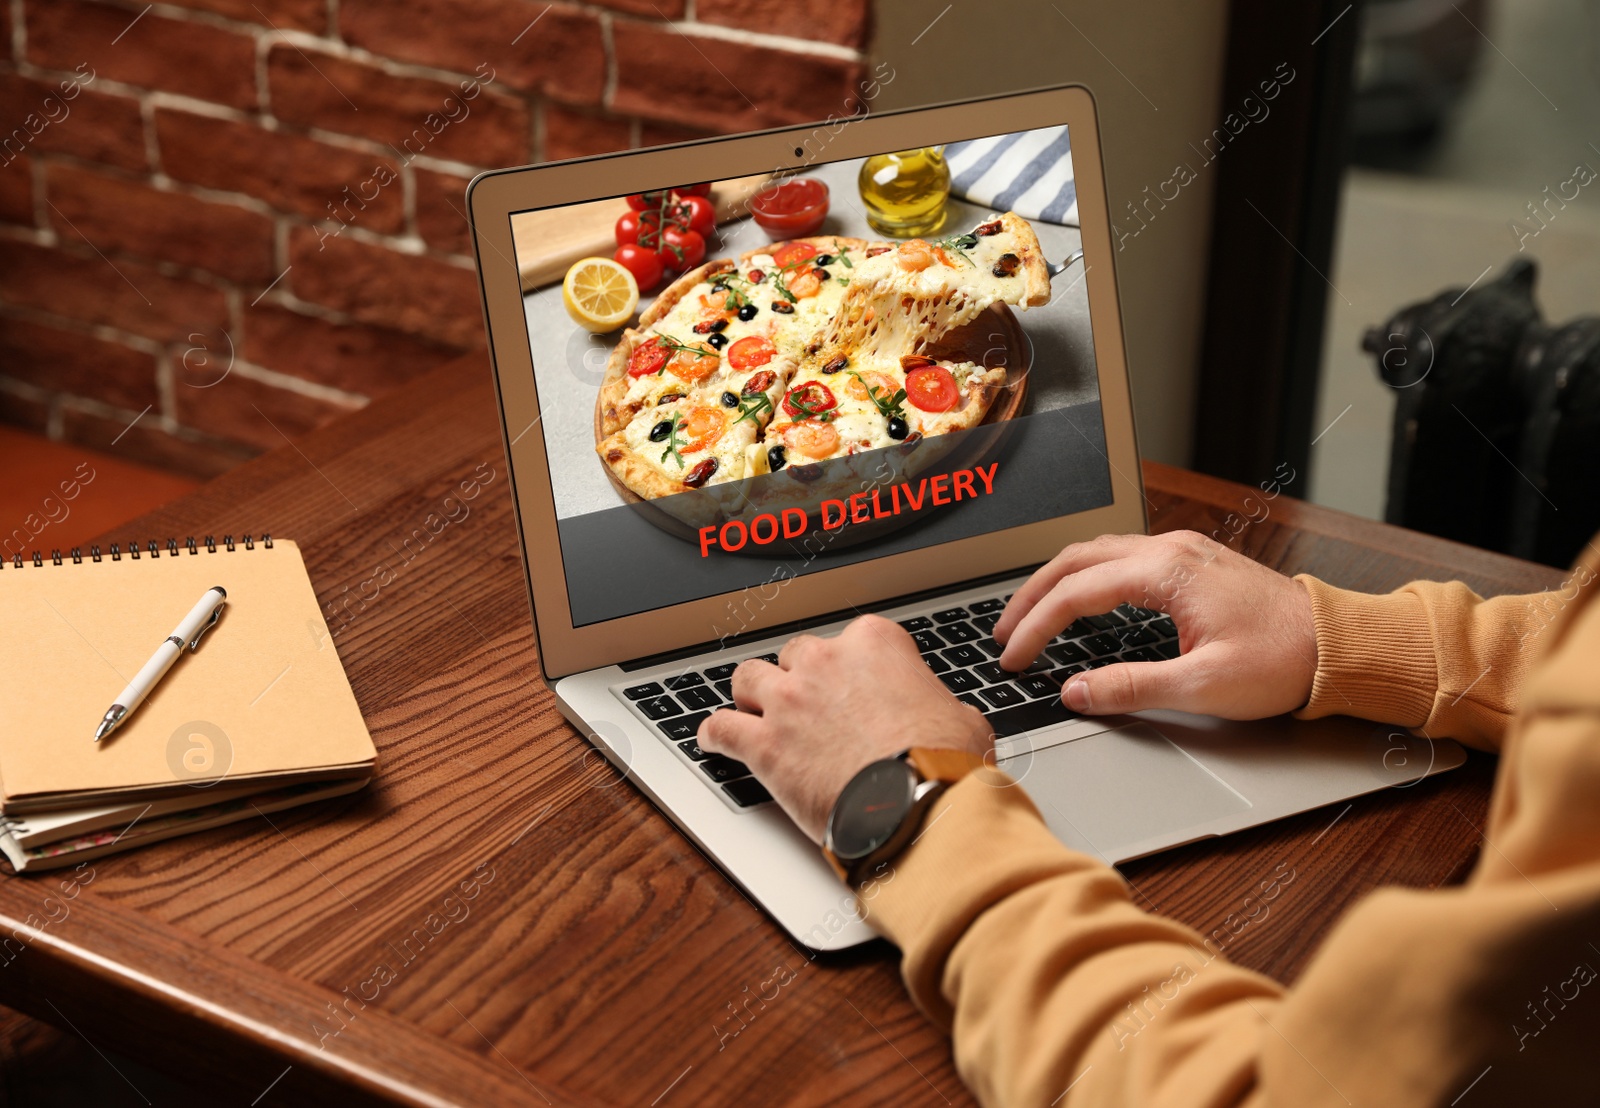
[2,534,272,570]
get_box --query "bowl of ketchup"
[750,178,830,238]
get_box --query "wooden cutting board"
[512,174,772,292]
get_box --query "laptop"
[468,85,1464,950]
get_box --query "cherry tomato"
[772,241,819,269]
[675,182,713,198]
[727,336,776,370]
[782,420,840,459]
[681,194,715,237]
[782,381,837,419]
[682,407,727,453]
[616,209,666,247]
[657,226,705,271]
[613,243,663,292]
[626,336,669,378]
[668,344,720,382]
[905,365,960,412]
[626,190,669,211]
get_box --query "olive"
[887,416,908,440]
[811,266,830,281]
[710,318,729,332]
[767,445,787,472]
[708,332,729,349]
[738,304,759,321]
[683,458,718,488]
[771,300,795,314]
[649,420,673,442]
[815,253,835,266]
[721,391,739,408]
[821,356,848,374]
[992,252,1021,278]
[657,392,684,405]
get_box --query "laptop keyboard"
[616,597,1179,811]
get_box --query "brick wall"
[0,0,868,477]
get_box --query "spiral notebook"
[0,536,376,864]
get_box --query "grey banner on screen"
[558,401,1113,627]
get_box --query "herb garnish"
[787,388,836,423]
[834,241,853,268]
[658,413,688,468]
[850,372,908,420]
[733,393,773,426]
[711,274,752,310]
[650,330,718,372]
[934,231,980,267]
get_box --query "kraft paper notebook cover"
[0,537,376,814]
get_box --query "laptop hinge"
[616,563,1043,672]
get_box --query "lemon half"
[563,257,639,333]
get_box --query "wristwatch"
[822,747,987,885]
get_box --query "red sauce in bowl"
[751,178,830,238]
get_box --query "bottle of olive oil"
[858,147,950,237]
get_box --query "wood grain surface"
[512,175,772,292]
[0,354,1565,1106]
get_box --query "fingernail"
[1064,677,1091,712]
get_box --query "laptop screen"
[511,124,1112,628]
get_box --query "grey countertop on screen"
[523,154,1098,520]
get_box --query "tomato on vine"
[614,243,663,292]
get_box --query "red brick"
[0,380,51,431]
[287,228,483,348]
[640,120,716,148]
[266,46,530,170]
[340,0,605,101]
[612,23,863,132]
[0,312,158,411]
[174,370,360,452]
[26,0,256,110]
[46,163,277,284]
[59,404,254,478]
[0,239,228,343]
[0,157,33,225]
[413,168,473,255]
[156,109,403,231]
[240,303,463,394]
[697,0,870,48]
[0,72,146,172]
[543,104,630,161]
[588,0,683,16]
[154,0,325,33]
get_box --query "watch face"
[830,758,917,862]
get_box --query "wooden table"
[0,354,1564,1106]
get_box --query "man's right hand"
[993,531,1319,719]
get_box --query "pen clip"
[188,600,227,652]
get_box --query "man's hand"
[697,614,993,843]
[994,531,1318,719]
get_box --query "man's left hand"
[697,614,993,842]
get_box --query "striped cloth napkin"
[945,126,1079,225]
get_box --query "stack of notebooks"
[0,537,377,871]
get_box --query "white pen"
[94,586,228,742]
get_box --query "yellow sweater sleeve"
[864,558,1600,1107]
[1291,573,1573,751]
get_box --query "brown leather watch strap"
[905,746,988,783]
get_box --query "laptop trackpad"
[1004,723,1253,863]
